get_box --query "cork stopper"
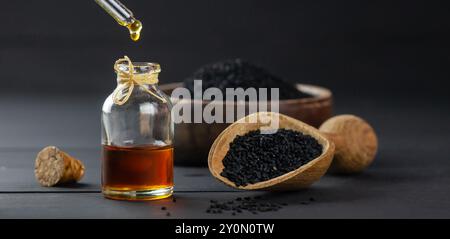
[35,146,85,187]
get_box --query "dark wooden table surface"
[1,96,449,218]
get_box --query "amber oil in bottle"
[102,145,174,200]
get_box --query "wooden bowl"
[160,82,333,166]
[208,112,335,190]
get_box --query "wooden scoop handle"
[319,115,378,174]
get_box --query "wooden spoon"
[208,112,334,190]
[208,112,378,190]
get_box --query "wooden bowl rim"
[160,82,332,106]
[207,112,332,190]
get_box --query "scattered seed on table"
[205,196,292,215]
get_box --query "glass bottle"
[101,56,174,200]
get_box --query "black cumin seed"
[220,129,322,187]
[205,196,296,216]
[184,59,311,100]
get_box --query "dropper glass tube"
[95,0,142,41]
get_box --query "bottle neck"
[112,56,166,105]
[116,72,159,86]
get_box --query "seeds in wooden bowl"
[184,59,311,100]
[220,129,323,187]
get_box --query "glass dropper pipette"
[95,0,142,41]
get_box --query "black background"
[1,0,449,100]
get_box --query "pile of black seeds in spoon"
[221,129,323,187]
[184,59,310,100]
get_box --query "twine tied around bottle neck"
[112,56,166,105]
